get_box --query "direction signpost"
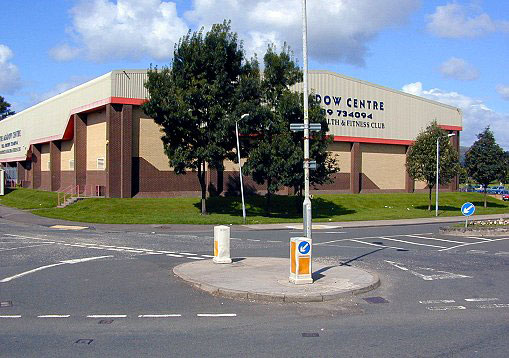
[461,202,475,228]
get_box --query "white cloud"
[57,0,189,62]
[402,82,509,150]
[49,44,82,62]
[440,57,479,81]
[427,2,509,38]
[184,0,421,66]
[497,85,509,101]
[0,44,21,94]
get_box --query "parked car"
[492,186,505,194]
[502,191,509,201]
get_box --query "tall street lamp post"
[436,132,456,217]
[236,113,249,224]
[302,0,312,239]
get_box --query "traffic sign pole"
[461,202,475,228]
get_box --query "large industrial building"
[0,70,461,198]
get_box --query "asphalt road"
[1,213,508,357]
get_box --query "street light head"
[447,133,456,137]
[241,113,249,120]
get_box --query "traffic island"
[173,257,380,303]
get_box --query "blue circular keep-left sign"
[298,241,311,255]
[461,202,475,217]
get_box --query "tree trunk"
[266,178,272,216]
[197,161,207,215]
[428,186,432,211]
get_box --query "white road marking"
[427,306,466,311]
[419,300,456,304]
[495,252,509,255]
[138,314,182,318]
[179,252,197,256]
[315,233,434,246]
[50,225,88,230]
[379,237,446,249]
[467,250,487,254]
[405,235,465,244]
[384,260,471,280]
[37,315,70,318]
[477,304,509,309]
[197,313,237,317]
[467,237,493,241]
[439,237,509,252]
[465,298,499,302]
[317,232,347,234]
[246,239,260,242]
[167,254,184,258]
[230,238,242,240]
[0,255,113,283]
[201,255,214,258]
[0,315,22,318]
[266,240,282,243]
[0,243,54,252]
[87,315,127,318]
[385,260,409,271]
[350,240,407,250]
[187,257,205,260]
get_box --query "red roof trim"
[0,156,26,163]
[333,136,414,146]
[438,125,462,131]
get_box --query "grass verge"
[0,188,507,225]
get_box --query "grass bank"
[1,188,507,225]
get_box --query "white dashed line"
[467,250,487,254]
[427,306,466,311]
[467,237,493,241]
[87,315,127,318]
[197,313,237,317]
[246,239,260,242]
[179,252,197,256]
[267,240,282,243]
[465,298,499,302]
[187,256,205,260]
[0,315,21,318]
[419,300,456,304]
[138,314,182,318]
[477,304,509,309]
[167,254,184,258]
[495,252,509,255]
[37,315,71,318]
[201,255,214,258]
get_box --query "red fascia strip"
[29,97,146,146]
[333,136,414,146]
[438,125,462,131]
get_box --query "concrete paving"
[173,257,380,303]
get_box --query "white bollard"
[289,237,313,284]
[0,169,4,196]
[213,225,232,264]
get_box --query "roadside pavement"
[0,203,508,232]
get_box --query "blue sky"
[1,0,508,149]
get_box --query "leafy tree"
[406,121,460,210]
[0,96,15,119]
[241,45,338,212]
[142,21,255,214]
[465,127,507,207]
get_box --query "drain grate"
[75,339,93,345]
[302,333,319,337]
[98,319,114,324]
[363,297,389,304]
[0,301,13,308]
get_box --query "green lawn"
[1,188,507,224]
[0,188,58,209]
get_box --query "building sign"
[0,130,22,155]
[316,94,386,130]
